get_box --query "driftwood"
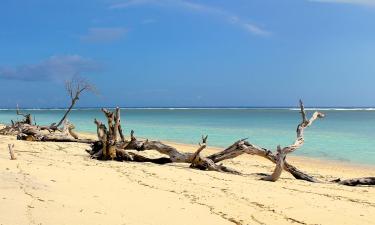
[14,123,95,143]
[88,105,322,177]
[8,144,16,160]
[261,100,325,181]
[0,77,96,144]
[0,118,89,142]
[0,97,372,186]
[332,177,375,186]
[0,119,95,143]
[16,104,32,125]
[49,76,96,131]
[88,102,375,187]
[89,108,240,174]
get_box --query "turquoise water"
[1,108,374,165]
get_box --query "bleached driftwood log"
[332,177,375,186]
[89,105,323,177]
[88,102,375,186]
[14,122,94,143]
[90,108,240,173]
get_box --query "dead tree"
[49,76,96,132]
[88,105,322,176]
[0,76,97,143]
[16,104,32,125]
[88,102,375,187]
[89,108,239,173]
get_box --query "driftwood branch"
[51,76,96,131]
[89,108,241,174]
[89,106,318,177]
[332,177,375,186]
[260,100,324,182]
[16,104,32,125]
[8,144,16,160]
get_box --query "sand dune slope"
[0,135,374,225]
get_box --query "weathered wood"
[8,144,16,160]
[50,77,96,131]
[90,108,241,174]
[87,102,373,186]
[94,108,121,160]
[190,135,208,168]
[61,119,79,139]
[11,123,95,143]
[16,104,32,125]
[332,177,375,186]
[260,100,324,182]
[205,139,319,182]
[261,146,285,182]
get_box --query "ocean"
[1,108,374,165]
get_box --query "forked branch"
[51,76,96,131]
[261,100,324,181]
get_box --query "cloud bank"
[0,55,100,82]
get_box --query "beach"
[2,0,375,224]
[1,132,374,225]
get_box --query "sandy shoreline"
[0,132,374,225]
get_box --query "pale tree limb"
[190,135,208,168]
[8,144,16,160]
[260,146,285,182]
[61,119,79,139]
[261,100,324,182]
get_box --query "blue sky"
[1,0,375,107]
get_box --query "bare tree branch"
[52,76,97,130]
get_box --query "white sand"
[0,134,374,225]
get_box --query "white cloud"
[0,55,100,82]
[109,0,270,36]
[80,27,127,43]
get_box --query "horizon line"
[1,106,375,110]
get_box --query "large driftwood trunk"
[88,105,322,177]
[88,103,374,187]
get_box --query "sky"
[1,0,375,108]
